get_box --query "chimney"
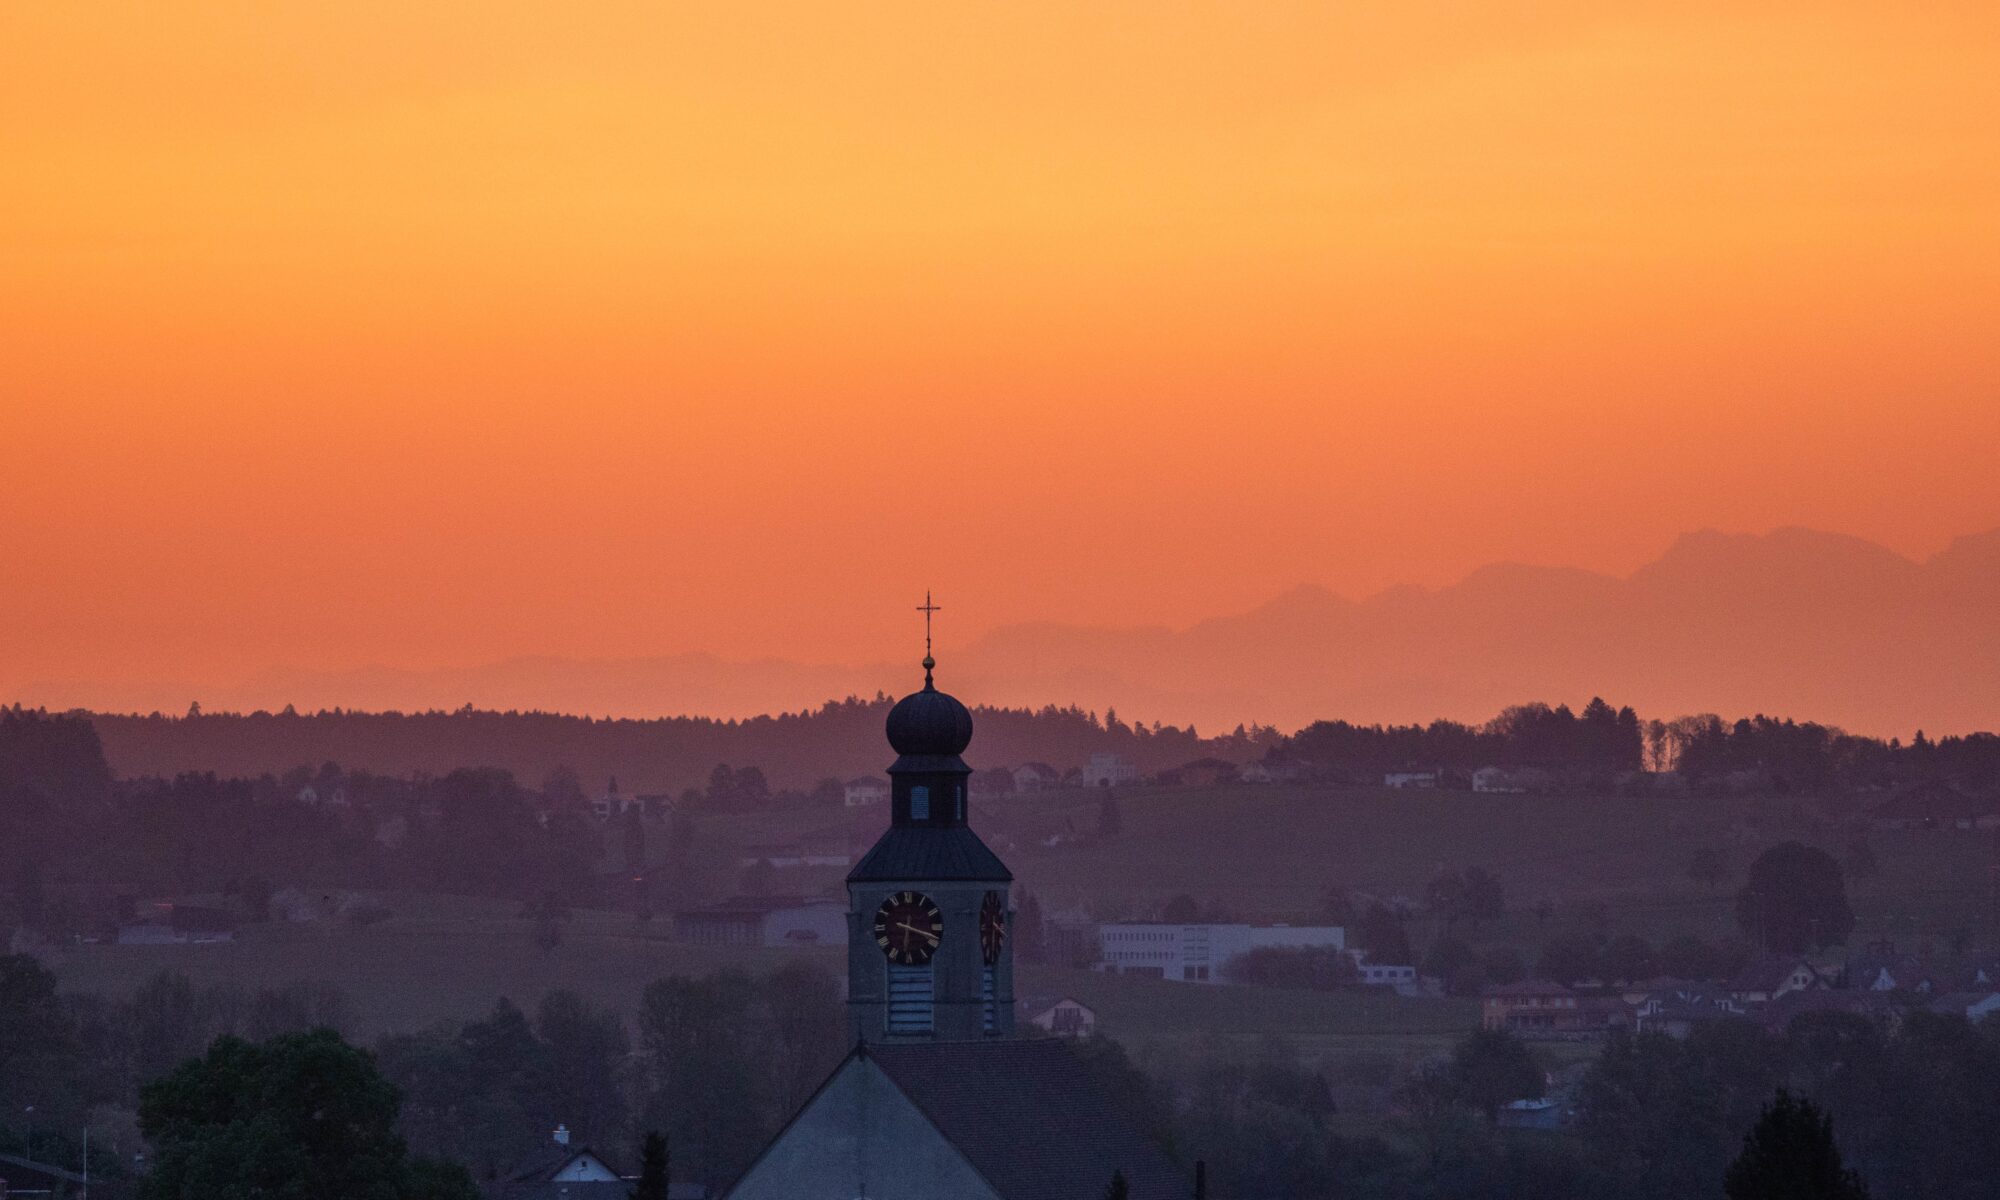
[553,1124,571,1147]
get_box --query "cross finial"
[916,591,941,686]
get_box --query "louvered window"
[887,963,934,1034]
[982,965,997,1033]
[910,786,930,820]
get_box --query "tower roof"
[847,826,1012,883]
[885,682,973,760]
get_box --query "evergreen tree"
[1724,1090,1868,1200]
[1102,1168,1129,1200]
[1015,892,1048,963]
[631,1131,669,1200]
[1736,843,1853,953]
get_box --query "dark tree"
[1736,843,1854,953]
[1724,1090,1869,1200]
[1355,903,1412,965]
[1102,1168,1129,1200]
[1536,934,1601,986]
[1014,892,1047,964]
[1460,867,1506,924]
[1449,1028,1545,1121]
[139,1028,476,1200]
[631,1131,669,1200]
[1421,936,1482,995]
[0,953,72,1119]
[1318,885,1358,926]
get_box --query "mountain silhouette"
[23,526,1998,737]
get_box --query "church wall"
[726,1058,1002,1200]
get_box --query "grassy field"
[47,893,841,1038]
[43,781,1997,1129]
[713,783,2000,952]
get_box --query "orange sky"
[4,3,1998,704]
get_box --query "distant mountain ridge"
[18,526,2000,738]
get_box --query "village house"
[1079,752,1139,788]
[1727,957,1824,1005]
[1019,995,1097,1038]
[1351,957,1420,995]
[842,777,889,808]
[1841,944,1944,993]
[589,777,642,821]
[495,1126,707,1200]
[1634,987,1747,1039]
[1010,762,1063,793]
[1481,980,1578,1033]
[1383,770,1439,789]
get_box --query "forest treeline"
[56,694,2000,797]
[81,698,1274,793]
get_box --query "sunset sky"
[4,3,1998,708]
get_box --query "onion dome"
[885,655,973,758]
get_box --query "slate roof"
[500,1144,617,1184]
[847,826,1012,883]
[865,1039,1184,1200]
[498,1184,707,1200]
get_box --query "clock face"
[874,891,943,966]
[980,890,1007,965]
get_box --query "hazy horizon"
[17,521,1998,740]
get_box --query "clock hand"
[896,922,940,943]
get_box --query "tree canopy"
[138,1028,477,1200]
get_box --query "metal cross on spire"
[916,591,941,685]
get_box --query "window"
[888,963,934,1034]
[910,786,930,820]
[982,965,997,1033]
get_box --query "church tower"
[846,604,1014,1042]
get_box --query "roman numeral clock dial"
[874,891,943,965]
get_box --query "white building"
[1352,957,1419,994]
[1384,771,1439,789]
[1080,753,1139,788]
[1095,922,1346,983]
[843,778,890,808]
[1012,762,1063,792]
[590,777,641,820]
[1472,767,1527,794]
